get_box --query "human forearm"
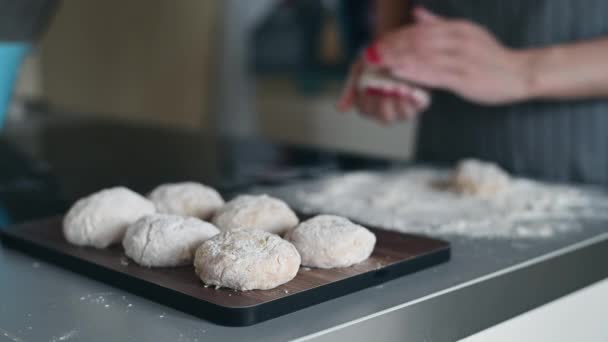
[521,38,608,100]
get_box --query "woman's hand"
[337,56,431,124]
[371,7,533,105]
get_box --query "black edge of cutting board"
[0,216,450,326]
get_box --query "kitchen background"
[10,0,417,159]
[3,1,608,341]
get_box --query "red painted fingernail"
[364,43,382,65]
[385,90,401,98]
[365,88,384,97]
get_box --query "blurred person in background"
[0,0,58,127]
[338,0,608,185]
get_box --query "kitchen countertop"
[1,118,607,341]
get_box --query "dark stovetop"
[0,118,398,224]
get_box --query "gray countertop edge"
[294,232,608,341]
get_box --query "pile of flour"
[272,168,608,239]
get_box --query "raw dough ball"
[450,159,511,196]
[123,214,219,267]
[148,182,224,219]
[63,187,155,248]
[194,229,301,290]
[212,194,299,235]
[358,68,430,108]
[286,215,376,269]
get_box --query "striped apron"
[414,0,608,185]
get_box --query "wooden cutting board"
[0,216,450,326]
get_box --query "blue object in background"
[0,205,10,228]
[0,42,30,129]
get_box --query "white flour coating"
[148,182,224,220]
[450,159,511,196]
[287,215,376,269]
[212,194,299,235]
[123,214,219,267]
[63,187,156,248]
[277,167,608,239]
[194,229,301,290]
[50,330,78,342]
[358,68,430,107]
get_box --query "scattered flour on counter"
[80,292,113,305]
[0,328,25,342]
[50,330,78,342]
[120,256,130,266]
[272,168,608,239]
